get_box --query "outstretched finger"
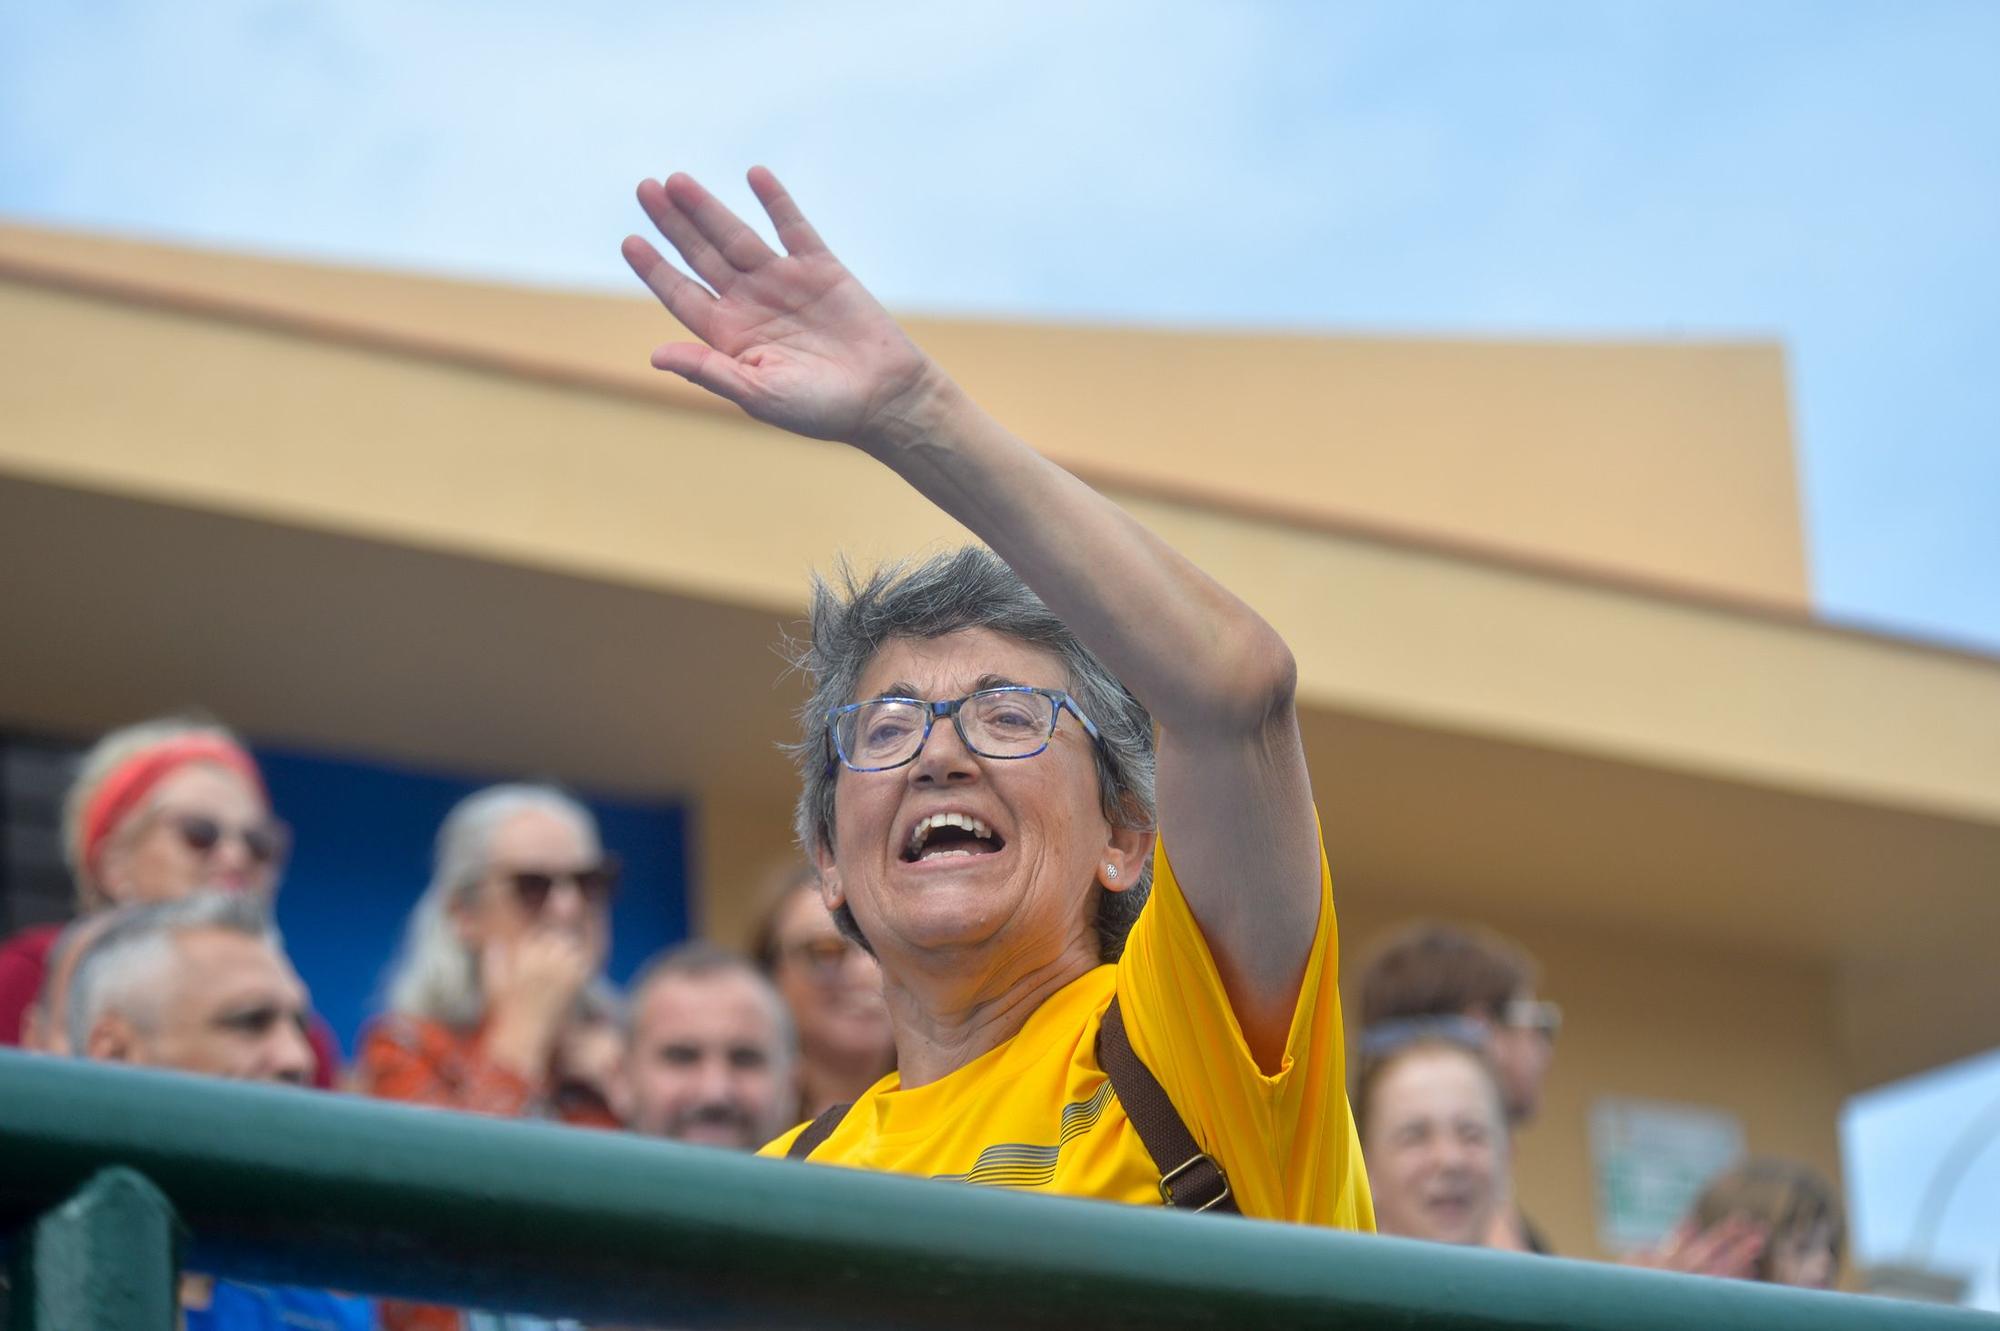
[621,235,717,343]
[747,165,826,256]
[636,179,737,295]
[664,172,780,274]
[651,341,756,407]
[1674,1217,1764,1278]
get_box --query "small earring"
[1105,864,1119,881]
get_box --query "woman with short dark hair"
[621,168,1372,1226]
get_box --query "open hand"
[483,928,594,1030]
[1625,1215,1766,1280]
[622,168,937,448]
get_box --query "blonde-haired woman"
[0,716,337,1084]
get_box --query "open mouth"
[902,811,1007,863]
[1422,1188,1477,1218]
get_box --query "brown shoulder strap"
[1096,996,1238,1214]
[785,1101,853,1161]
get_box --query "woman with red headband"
[0,716,340,1085]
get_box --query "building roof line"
[5,248,1994,672]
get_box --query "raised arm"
[623,170,1320,1065]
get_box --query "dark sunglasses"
[166,813,291,867]
[506,857,621,913]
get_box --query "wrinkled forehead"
[633,971,784,1046]
[773,883,840,945]
[138,762,268,821]
[1375,1046,1506,1126]
[853,628,1069,702]
[485,807,596,868]
[166,929,306,1017]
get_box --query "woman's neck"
[883,942,1100,1088]
[796,1053,891,1120]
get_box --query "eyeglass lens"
[786,936,856,975]
[171,814,288,865]
[508,863,620,912]
[1507,999,1562,1041]
[838,689,1055,769]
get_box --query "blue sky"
[3,0,1996,1302]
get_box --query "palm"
[622,169,928,443]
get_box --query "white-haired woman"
[356,784,619,1128]
[621,170,1372,1226]
[359,785,622,1331]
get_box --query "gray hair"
[381,783,602,1030]
[61,714,249,908]
[786,548,1157,961]
[67,892,278,1055]
[628,940,797,1074]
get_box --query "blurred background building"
[3,218,1996,1263]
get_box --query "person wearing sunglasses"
[359,783,622,1331]
[0,716,340,1086]
[360,782,621,1125]
[752,865,895,1119]
[621,169,1371,1228]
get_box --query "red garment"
[356,1013,619,1331]
[0,924,60,1046]
[0,922,342,1089]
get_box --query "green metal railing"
[1,1050,1993,1330]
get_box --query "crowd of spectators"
[0,712,1847,1327]
[0,168,1855,1326]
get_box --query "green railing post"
[7,1167,182,1331]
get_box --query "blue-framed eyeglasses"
[827,686,1104,773]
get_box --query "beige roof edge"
[1,220,1987,672]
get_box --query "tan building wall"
[0,218,1809,609]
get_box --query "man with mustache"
[621,942,796,1150]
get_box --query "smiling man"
[622,942,796,1151]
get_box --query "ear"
[91,846,131,907]
[85,1011,144,1065]
[20,1002,49,1054]
[605,1057,634,1126]
[811,842,844,911]
[1098,822,1155,894]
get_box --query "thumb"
[652,343,756,405]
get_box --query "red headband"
[80,735,267,878]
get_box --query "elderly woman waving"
[623,170,1372,1228]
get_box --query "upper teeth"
[910,811,993,852]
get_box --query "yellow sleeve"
[1113,811,1374,1229]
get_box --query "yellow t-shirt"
[761,822,1375,1229]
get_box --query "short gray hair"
[381,783,602,1030]
[786,548,1157,961]
[628,940,797,1074]
[67,892,278,1055]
